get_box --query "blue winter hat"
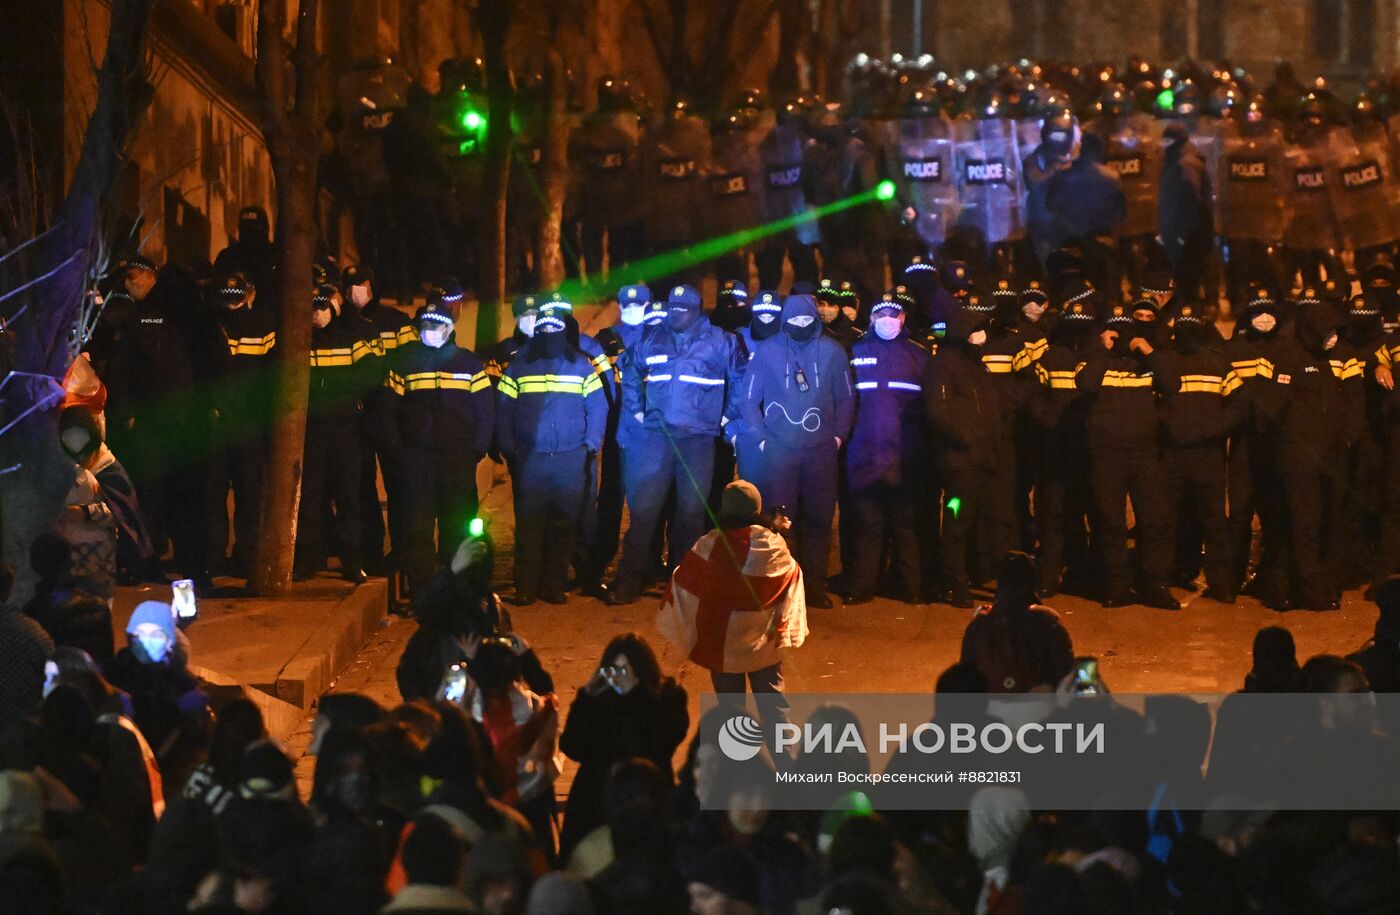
[782,293,819,322]
[718,279,749,302]
[415,301,455,327]
[618,283,651,306]
[126,601,175,641]
[642,300,667,325]
[667,284,702,311]
[536,313,566,333]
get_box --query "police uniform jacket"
[1076,339,1159,449]
[1264,304,1351,471]
[621,314,745,439]
[1148,342,1244,447]
[308,322,378,420]
[923,309,1010,469]
[847,328,932,488]
[379,340,494,455]
[213,306,277,424]
[496,338,608,455]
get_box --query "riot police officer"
[756,97,819,289]
[1217,96,1288,312]
[571,76,645,279]
[889,87,959,267]
[610,284,746,604]
[1078,299,1177,609]
[1024,108,1077,265]
[209,273,277,575]
[713,279,752,334]
[845,293,932,603]
[496,308,608,605]
[642,98,711,285]
[707,108,767,283]
[741,293,855,607]
[374,298,494,593]
[297,284,375,583]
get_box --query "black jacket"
[923,310,1009,469]
[1150,342,1244,447]
[1264,303,1348,471]
[375,339,494,454]
[1077,342,1159,449]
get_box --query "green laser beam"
[552,181,896,302]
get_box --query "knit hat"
[904,254,937,274]
[944,260,972,292]
[1139,267,1175,298]
[667,284,702,311]
[415,301,455,327]
[542,291,573,313]
[238,740,297,801]
[126,601,175,642]
[437,282,465,307]
[642,300,667,325]
[752,291,782,316]
[312,284,338,312]
[119,254,156,276]
[816,278,841,304]
[890,285,916,311]
[513,293,541,317]
[1058,278,1096,310]
[216,273,253,305]
[1174,303,1204,324]
[1242,285,1278,315]
[688,845,761,906]
[342,263,374,288]
[0,771,44,835]
[1020,279,1049,305]
[991,278,1018,305]
[718,279,749,302]
[720,480,762,520]
[1103,303,1132,328]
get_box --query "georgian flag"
[657,525,807,674]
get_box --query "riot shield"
[954,118,1028,244]
[643,113,712,248]
[574,108,644,225]
[1189,117,1233,235]
[759,122,818,244]
[892,114,960,250]
[1328,124,1400,251]
[706,127,765,239]
[1096,113,1162,237]
[1217,126,1289,242]
[1282,134,1341,252]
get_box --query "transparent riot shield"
[644,114,712,248]
[1282,134,1341,253]
[894,115,960,251]
[1101,113,1162,237]
[1329,124,1400,251]
[1217,125,1289,243]
[955,118,1027,244]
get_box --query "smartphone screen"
[172,579,197,620]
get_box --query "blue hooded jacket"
[848,324,932,488]
[621,313,745,438]
[740,295,855,451]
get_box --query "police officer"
[1217,96,1288,313]
[845,292,932,604]
[1223,286,1291,603]
[642,98,711,281]
[816,279,861,350]
[1030,284,1099,596]
[374,298,494,593]
[213,206,276,296]
[297,284,375,583]
[571,76,645,279]
[741,293,855,607]
[1151,303,1242,601]
[1263,299,1349,610]
[341,263,413,571]
[924,302,1012,608]
[984,278,1048,550]
[1045,133,1127,300]
[209,273,277,575]
[756,96,819,290]
[496,307,608,605]
[726,291,783,481]
[713,280,751,334]
[610,284,746,604]
[1078,298,1177,609]
[1024,108,1077,265]
[1336,292,1384,588]
[483,293,540,382]
[1158,122,1214,305]
[101,256,217,584]
[707,108,766,283]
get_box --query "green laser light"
[1156,89,1175,111]
[461,110,484,130]
[946,496,962,517]
[467,517,486,538]
[875,179,896,201]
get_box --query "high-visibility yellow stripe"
[394,326,417,347]
[310,348,355,367]
[400,370,490,392]
[1012,338,1048,372]
[1037,363,1083,390]
[982,354,1015,374]
[590,353,611,376]
[226,332,276,356]
[583,373,604,396]
[385,371,405,395]
[1231,357,1276,380]
[1222,370,1242,396]
[498,375,519,399]
[1102,370,1153,388]
[1377,344,1398,369]
[1330,358,1363,380]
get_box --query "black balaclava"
[1294,301,1339,358]
[239,206,270,247]
[750,291,783,341]
[782,294,821,343]
[1173,307,1208,354]
[533,314,569,357]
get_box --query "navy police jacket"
[621,314,745,438]
[847,329,932,488]
[377,339,494,455]
[495,337,608,455]
[740,297,855,451]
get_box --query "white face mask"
[312,308,332,329]
[787,314,816,328]
[517,314,537,337]
[620,304,647,326]
[350,285,372,308]
[1022,301,1047,322]
[1250,313,1277,333]
[873,315,904,340]
[968,329,988,346]
[420,324,450,348]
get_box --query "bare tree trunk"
[249,0,322,596]
[474,0,512,351]
[0,0,153,603]
[534,46,570,291]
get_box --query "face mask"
[43,662,58,699]
[312,308,332,329]
[350,285,372,308]
[420,325,450,348]
[1324,332,1338,351]
[517,314,536,337]
[1022,301,1046,322]
[620,304,647,327]
[60,427,90,459]
[752,313,780,340]
[873,316,903,340]
[1250,313,1277,334]
[967,329,988,346]
[1131,318,1158,342]
[669,309,700,331]
[786,315,820,341]
[817,303,839,324]
[1175,323,1206,351]
[136,632,170,664]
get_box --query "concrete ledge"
[273,579,389,708]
